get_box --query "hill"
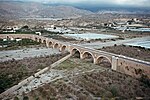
[0,1,93,19]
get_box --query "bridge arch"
[61,45,67,52]
[43,40,46,44]
[39,38,42,43]
[35,37,38,42]
[48,41,53,47]
[71,48,81,58]
[42,40,47,47]
[6,36,14,41]
[53,43,59,49]
[6,36,12,41]
[81,51,94,63]
[96,56,112,68]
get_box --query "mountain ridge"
[0,1,94,19]
[0,1,150,19]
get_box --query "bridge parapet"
[0,34,150,78]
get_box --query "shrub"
[139,74,150,88]
[14,96,19,100]
[110,86,118,97]
[23,96,29,100]
[21,25,29,29]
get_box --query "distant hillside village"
[102,18,150,32]
[1,17,150,35]
[0,24,72,34]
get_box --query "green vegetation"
[110,86,118,97]
[55,59,80,70]
[21,25,29,29]
[0,29,61,35]
[0,39,40,51]
[0,65,29,93]
[23,96,29,100]
[14,96,19,100]
[13,57,150,99]
[0,39,3,42]
[139,74,150,88]
[0,39,42,92]
[0,53,68,94]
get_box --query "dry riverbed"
[0,47,61,62]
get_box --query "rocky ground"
[0,33,150,99]
[0,47,62,62]
[99,45,150,62]
[0,52,69,94]
[12,57,150,100]
[0,38,42,51]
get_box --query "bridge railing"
[1,34,150,66]
[72,44,117,56]
[71,44,150,66]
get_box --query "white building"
[35,32,41,35]
[16,39,22,41]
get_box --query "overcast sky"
[1,0,150,7]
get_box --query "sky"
[1,0,150,7]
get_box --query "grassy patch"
[0,53,68,94]
[55,59,80,70]
[0,39,40,51]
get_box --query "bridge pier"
[0,34,149,78]
[45,39,51,48]
[93,59,97,65]
[112,56,118,70]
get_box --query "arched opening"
[61,45,67,52]
[6,36,11,41]
[54,43,59,49]
[71,48,80,58]
[43,40,46,44]
[82,52,94,63]
[96,56,111,68]
[49,41,53,47]
[43,40,46,46]
[35,38,38,42]
[6,36,9,39]
[39,39,42,43]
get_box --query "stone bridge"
[0,34,150,78]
